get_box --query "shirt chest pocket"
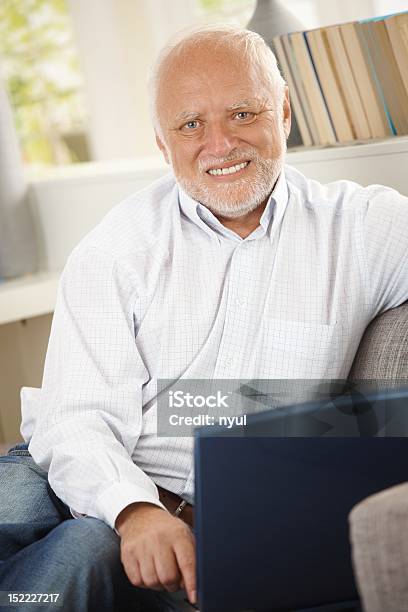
[260,318,344,378]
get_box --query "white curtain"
[0,78,38,280]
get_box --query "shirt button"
[224,357,233,367]
[235,298,247,308]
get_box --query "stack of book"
[272,11,408,148]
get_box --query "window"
[197,0,256,24]
[0,0,88,166]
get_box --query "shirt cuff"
[95,481,168,531]
[70,507,87,520]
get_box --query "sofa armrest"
[349,482,408,611]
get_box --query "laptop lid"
[194,386,408,612]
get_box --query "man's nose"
[204,122,239,158]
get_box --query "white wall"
[68,0,159,160]
[373,0,407,16]
[312,0,375,26]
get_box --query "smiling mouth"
[206,161,250,176]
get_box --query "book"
[339,21,392,138]
[289,31,336,145]
[385,12,408,99]
[324,25,371,140]
[281,33,320,145]
[272,35,313,147]
[305,28,354,142]
[360,17,408,135]
[271,10,408,148]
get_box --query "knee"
[51,518,133,611]
[0,459,48,523]
[0,458,61,560]
[53,517,121,573]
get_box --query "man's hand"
[115,502,197,605]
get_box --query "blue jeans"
[0,443,194,611]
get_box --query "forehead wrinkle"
[173,97,268,124]
[157,45,278,129]
[175,99,256,122]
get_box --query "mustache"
[198,148,260,172]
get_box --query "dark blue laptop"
[194,385,408,612]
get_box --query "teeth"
[208,161,248,176]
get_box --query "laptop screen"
[194,385,408,612]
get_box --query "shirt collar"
[178,168,288,243]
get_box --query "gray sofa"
[348,301,408,611]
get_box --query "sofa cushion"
[348,302,408,380]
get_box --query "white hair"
[148,23,286,140]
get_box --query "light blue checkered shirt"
[22,165,408,528]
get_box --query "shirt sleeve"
[362,185,408,317]
[28,243,167,530]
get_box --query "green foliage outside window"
[198,0,256,24]
[0,0,87,165]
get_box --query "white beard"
[175,142,286,219]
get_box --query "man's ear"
[282,85,291,140]
[155,132,170,165]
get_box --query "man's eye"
[235,111,254,120]
[183,120,199,130]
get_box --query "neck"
[215,200,268,239]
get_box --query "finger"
[121,545,144,587]
[174,538,197,604]
[154,548,182,592]
[127,557,144,587]
[139,554,162,591]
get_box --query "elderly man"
[0,24,407,612]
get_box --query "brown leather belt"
[157,486,194,529]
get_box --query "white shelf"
[26,155,168,186]
[0,271,59,325]
[287,135,408,163]
[286,136,408,195]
